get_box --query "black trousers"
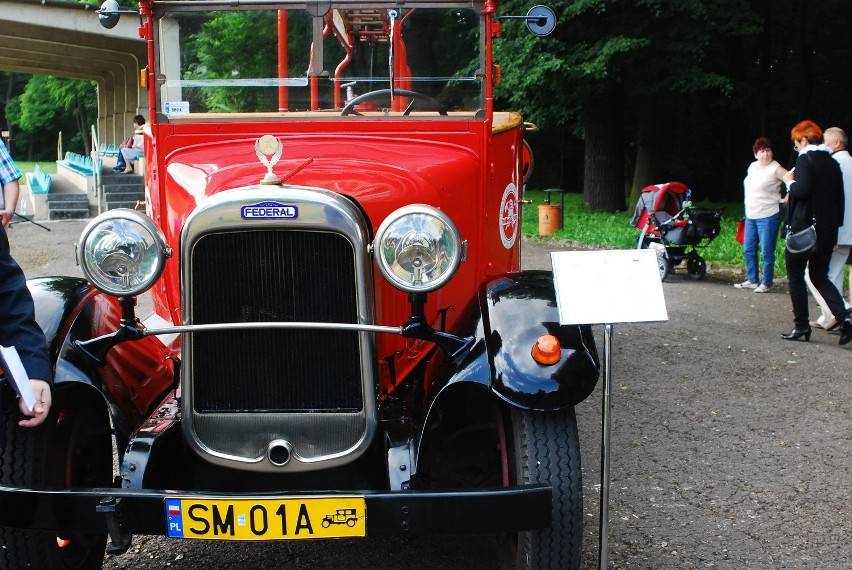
[786,243,850,328]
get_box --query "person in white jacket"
[807,126,852,329]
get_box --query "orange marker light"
[531,334,561,365]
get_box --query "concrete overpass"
[0,0,146,145]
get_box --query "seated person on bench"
[119,115,145,174]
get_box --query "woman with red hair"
[781,120,852,343]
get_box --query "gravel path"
[8,220,851,569]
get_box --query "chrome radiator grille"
[190,230,362,413]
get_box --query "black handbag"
[785,223,817,256]
[784,161,817,256]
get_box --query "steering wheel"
[341,89,448,116]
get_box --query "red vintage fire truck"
[0,1,599,569]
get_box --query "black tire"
[687,257,707,280]
[657,254,670,282]
[638,238,669,282]
[0,390,112,570]
[499,408,583,570]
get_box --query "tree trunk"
[628,142,657,212]
[583,85,625,212]
[628,96,667,202]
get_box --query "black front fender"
[28,276,110,392]
[479,271,599,410]
[28,276,92,363]
[28,277,176,436]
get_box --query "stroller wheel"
[657,255,670,282]
[687,257,707,280]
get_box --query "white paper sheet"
[0,345,37,411]
[551,249,669,325]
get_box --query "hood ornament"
[255,135,283,185]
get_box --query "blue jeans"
[743,212,781,286]
[120,147,143,165]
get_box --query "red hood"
[153,133,485,327]
[162,135,480,234]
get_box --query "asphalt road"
[9,219,852,569]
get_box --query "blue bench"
[25,164,52,194]
[98,143,120,158]
[58,152,101,177]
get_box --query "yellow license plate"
[164,496,366,540]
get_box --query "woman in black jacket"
[781,120,852,344]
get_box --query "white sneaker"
[734,281,758,289]
[754,284,771,293]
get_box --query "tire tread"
[513,408,582,570]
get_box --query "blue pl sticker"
[241,201,299,220]
[165,499,184,537]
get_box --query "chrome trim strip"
[143,322,401,336]
[180,184,378,473]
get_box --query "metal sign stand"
[549,250,669,570]
[598,323,614,570]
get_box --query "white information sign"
[551,249,668,325]
[0,345,37,410]
[164,101,190,114]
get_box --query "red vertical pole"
[334,42,353,109]
[140,1,156,121]
[391,18,404,112]
[278,10,289,112]
[483,0,497,120]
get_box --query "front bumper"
[0,484,551,536]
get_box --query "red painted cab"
[3,2,599,569]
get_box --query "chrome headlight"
[373,205,463,293]
[78,209,170,297]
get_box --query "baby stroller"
[630,182,723,281]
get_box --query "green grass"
[521,189,786,277]
[15,161,59,175]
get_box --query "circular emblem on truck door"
[499,183,519,249]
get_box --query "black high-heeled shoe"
[781,327,811,341]
[838,316,852,345]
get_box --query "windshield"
[153,2,484,117]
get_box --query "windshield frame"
[150,0,488,120]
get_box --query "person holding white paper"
[0,139,52,438]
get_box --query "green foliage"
[16,76,95,126]
[493,0,765,204]
[521,189,784,276]
[12,77,58,132]
[185,11,282,112]
[3,74,96,159]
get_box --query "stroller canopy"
[630,182,691,228]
